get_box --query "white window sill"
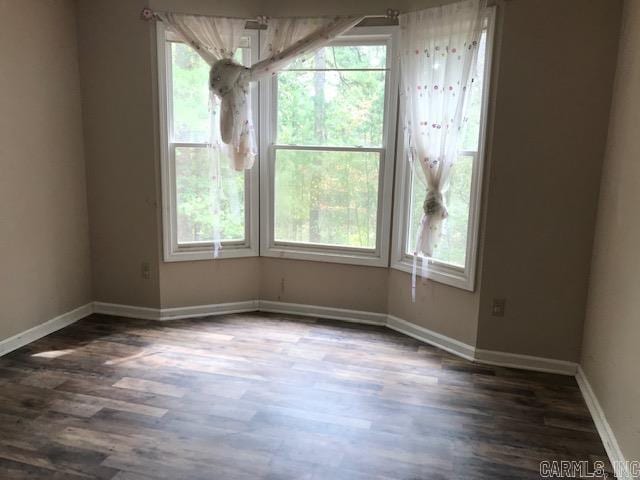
[391,256,475,291]
[164,244,258,262]
[165,243,474,291]
[262,244,389,268]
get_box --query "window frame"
[258,26,400,268]
[157,23,260,262]
[390,7,496,291]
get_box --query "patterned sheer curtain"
[399,0,485,297]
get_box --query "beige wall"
[75,0,620,360]
[0,0,92,341]
[151,0,262,17]
[76,0,161,308]
[581,0,640,463]
[261,259,388,313]
[387,270,479,345]
[475,0,621,361]
[161,258,260,308]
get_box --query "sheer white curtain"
[399,0,484,296]
[161,13,251,171]
[160,14,248,256]
[251,17,364,80]
[162,13,363,171]
[161,13,362,255]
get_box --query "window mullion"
[273,145,384,153]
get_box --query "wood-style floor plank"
[0,312,613,479]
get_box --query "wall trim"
[576,366,630,480]
[4,301,579,378]
[258,300,387,326]
[93,302,160,320]
[0,303,93,357]
[93,300,259,321]
[92,300,579,376]
[474,348,578,375]
[160,300,260,320]
[386,314,476,361]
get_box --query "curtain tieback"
[209,59,250,97]
[209,59,251,145]
[423,190,448,219]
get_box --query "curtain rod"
[139,7,401,25]
[139,0,502,27]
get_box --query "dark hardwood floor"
[0,312,612,479]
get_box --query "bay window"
[157,17,493,290]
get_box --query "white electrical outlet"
[492,298,506,317]
[141,261,151,280]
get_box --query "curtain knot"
[423,190,448,219]
[209,58,249,97]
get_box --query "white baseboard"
[0,300,587,380]
[386,316,577,376]
[93,300,578,376]
[576,366,630,480]
[258,300,387,326]
[160,300,259,320]
[0,299,582,378]
[386,315,476,361]
[475,348,578,375]
[93,302,160,320]
[0,303,93,357]
[93,300,258,321]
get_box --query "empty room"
[1,0,638,478]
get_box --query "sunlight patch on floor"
[31,349,75,359]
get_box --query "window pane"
[171,42,210,143]
[277,64,386,147]
[171,43,247,143]
[408,155,473,267]
[460,31,487,151]
[274,149,380,249]
[175,146,245,244]
[286,45,387,70]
